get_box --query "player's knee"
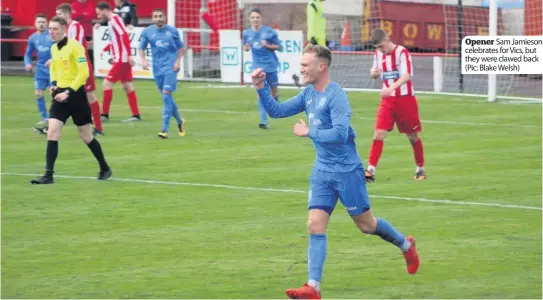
[373,130,387,140]
[102,80,113,90]
[122,83,133,93]
[162,90,172,95]
[87,92,96,103]
[35,90,44,98]
[356,218,377,234]
[46,124,62,141]
[407,133,419,145]
[307,216,327,234]
[78,130,93,144]
[352,212,377,233]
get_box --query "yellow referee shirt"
[307,0,326,46]
[50,37,89,91]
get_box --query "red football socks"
[90,101,103,131]
[102,89,113,115]
[126,91,140,116]
[368,139,384,167]
[412,138,425,167]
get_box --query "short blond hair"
[303,44,332,67]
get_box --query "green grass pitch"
[1,75,541,298]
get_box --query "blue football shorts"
[265,72,279,88]
[155,71,178,93]
[34,78,50,91]
[308,167,371,216]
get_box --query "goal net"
[171,0,542,100]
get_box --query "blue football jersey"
[257,81,363,172]
[139,24,184,76]
[24,31,53,80]
[243,26,282,73]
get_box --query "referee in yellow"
[31,16,112,184]
[307,0,327,47]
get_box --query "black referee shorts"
[49,87,93,126]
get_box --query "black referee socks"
[45,140,59,177]
[87,138,109,171]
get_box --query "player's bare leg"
[351,209,419,275]
[407,132,426,180]
[101,79,114,122]
[77,124,111,180]
[285,209,326,299]
[87,91,104,135]
[366,129,388,182]
[121,81,141,122]
[31,118,64,184]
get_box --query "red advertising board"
[362,0,504,50]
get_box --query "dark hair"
[152,8,165,14]
[370,29,388,46]
[96,1,112,10]
[56,3,72,14]
[35,13,47,20]
[249,8,262,16]
[50,16,68,26]
[303,45,332,67]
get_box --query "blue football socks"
[170,95,183,125]
[161,93,173,132]
[308,233,327,290]
[373,218,411,252]
[37,96,47,120]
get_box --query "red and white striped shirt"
[107,14,131,63]
[372,45,415,97]
[67,20,87,49]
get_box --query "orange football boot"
[403,235,420,274]
[286,283,321,299]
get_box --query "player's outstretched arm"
[307,89,351,144]
[257,84,305,118]
[253,68,305,118]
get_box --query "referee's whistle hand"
[49,86,57,95]
[54,92,69,102]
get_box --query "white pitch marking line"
[3,172,541,211]
[121,106,541,129]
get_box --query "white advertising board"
[93,26,185,80]
[220,29,304,84]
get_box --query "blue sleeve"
[269,29,282,51]
[24,35,35,66]
[172,28,184,49]
[307,89,351,144]
[257,83,305,118]
[139,29,149,50]
[242,30,248,44]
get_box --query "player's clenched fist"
[293,119,309,137]
[370,67,381,79]
[251,68,266,88]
